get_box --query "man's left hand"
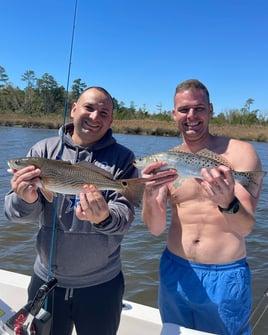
[76,184,110,223]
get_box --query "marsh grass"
[0,115,267,142]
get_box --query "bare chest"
[169,178,207,205]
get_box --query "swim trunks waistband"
[163,247,247,271]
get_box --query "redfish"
[8,157,146,206]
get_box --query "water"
[0,126,267,333]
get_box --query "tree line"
[0,66,267,126]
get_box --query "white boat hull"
[0,269,215,334]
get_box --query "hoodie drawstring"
[64,288,74,301]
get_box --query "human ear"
[209,103,213,118]
[70,102,77,118]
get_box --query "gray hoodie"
[5,124,137,288]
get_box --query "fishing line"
[46,0,78,288]
[239,287,268,334]
[251,287,268,334]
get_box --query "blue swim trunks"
[159,248,252,335]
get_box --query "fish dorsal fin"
[76,161,114,180]
[170,147,233,169]
[195,149,233,168]
[169,146,188,153]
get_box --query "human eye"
[84,104,94,112]
[195,106,206,113]
[100,109,110,118]
[177,107,189,114]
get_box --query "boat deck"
[0,269,215,335]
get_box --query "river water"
[0,126,267,333]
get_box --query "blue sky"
[1,0,268,116]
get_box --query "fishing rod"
[4,277,57,335]
[57,0,78,159]
[47,0,78,283]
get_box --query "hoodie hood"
[58,123,116,158]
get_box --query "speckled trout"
[134,148,266,198]
[8,157,147,206]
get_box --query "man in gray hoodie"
[5,86,138,335]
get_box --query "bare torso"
[142,134,262,265]
[165,136,260,264]
[167,178,246,263]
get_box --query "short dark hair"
[175,79,210,103]
[82,86,114,109]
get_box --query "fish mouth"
[7,161,15,173]
[7,160,15,169]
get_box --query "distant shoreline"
[0,115,267,142]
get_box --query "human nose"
[187,108,196,118]
[89,110,99,120]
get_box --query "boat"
[0,269,216,335]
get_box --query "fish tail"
[244,171,266,198]
[120,178,145,207]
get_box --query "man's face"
[172,88,213,141]
[71,88,113,146]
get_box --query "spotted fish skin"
[134,148,266,198]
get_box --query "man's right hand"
[10,165,41,203]
[142,162,178,193]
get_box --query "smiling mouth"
[186,121,200,127]
[83,120,99,130]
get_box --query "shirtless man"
[141,79,264,335]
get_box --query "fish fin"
[170,147,233,168]
[39,181,55,202]
[169,146,187,153]
[239,171,266,198]
[40,187,55,203]
[76,161,114,180]
[195,149,233,168]
[119,178,146,207]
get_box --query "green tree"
[244,98,254,113]
[128,101,137,119]
[240,99,257,125]
[21,70,36,113]
[71,78,87,102]
[0,85,23,112]
[37,73,59,115]
[113,101,126,120]
[0,66,9,88]
[156,102,163,114]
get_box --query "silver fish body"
[8,157,145,206]
[134,149,266,198]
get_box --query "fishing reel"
[4,278,57,335]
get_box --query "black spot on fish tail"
[119,178,146,207]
